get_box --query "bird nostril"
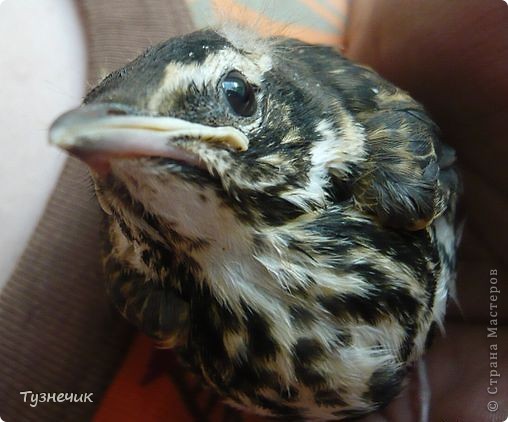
[106,108,128,116]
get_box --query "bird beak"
[49,103,249,175]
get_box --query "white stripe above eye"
[148,48,272,113]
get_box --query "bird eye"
[221,71,257,117]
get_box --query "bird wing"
[329,59,455,230]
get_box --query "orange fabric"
[211,0,346,46]
[93,335,266,422]
[93,336,191,422]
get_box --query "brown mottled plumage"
[50,27,461,420]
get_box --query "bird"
[49,26,461,421]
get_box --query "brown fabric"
[0,1,193,421]
[80,0,194,81]
[0,158,132,422]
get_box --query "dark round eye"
[221,70,257,117]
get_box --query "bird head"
[50,27,448,296]
[49,28,370,235]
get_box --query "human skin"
[344,1,508,421]
[0,0,86,289]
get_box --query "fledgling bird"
[50,27,461,420]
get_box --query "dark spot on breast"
[367,366,406,408]
[255,396,303,419]
[199,193,207,202]
[245,309,279,359]
[381,287,420,322]
[294,338,324,364]
[233,189,308,226]
[229,362,278,393]
[314,389,347,407]
[280,386,299,402]
[215,304,242,332]
[191,299,228,361]
[141,249,151,266]
[292,338,328,388]
[289,304,315,327]
[294,366,327,388]
[319,293,381,324]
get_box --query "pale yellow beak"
[49,103,249,173]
